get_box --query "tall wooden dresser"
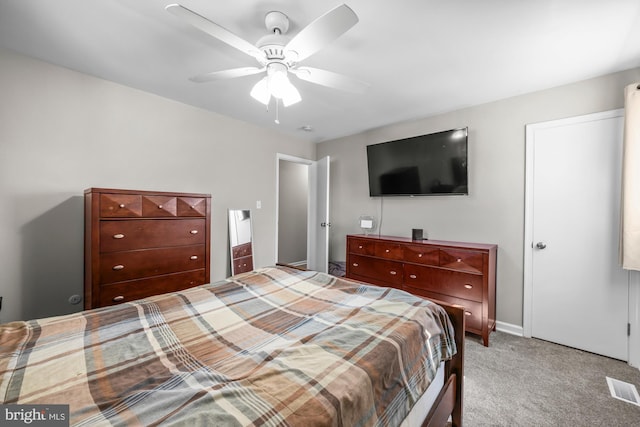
[84,188,211,309]
[346,234,497,346]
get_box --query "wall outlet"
[68,294,82,305]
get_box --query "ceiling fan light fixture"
[279,80,301,106]
[250,76,271,105]
[267,63,301,106]
[267,63,290,97]
[251,63,301,107]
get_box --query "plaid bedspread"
[0,266,456,426]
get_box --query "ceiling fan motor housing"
[258,11,300,65]
[257,35,288,61]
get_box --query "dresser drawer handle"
[352,263,359,267]
[457,258,462,262]
[389,271,397,275]
[418,253,423,257]
[113,233,125,239]
[112,264,124,271]
[119,204,125,208]
[190,255,198,260]
[465,311,472,316]
[112,295,125,302]
[190,230,199,234]
[464,284,473,289]
[158,205,163,209]
[409,274,417,279]
[358,245,363,249]
[385,249,390,253]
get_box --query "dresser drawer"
[99,269,206,306]
[348,238,375,256]
[374,242,404,260]
[404,264,483,302]
[403,288,483,331]
[233,255,254,274]
[100,245,205,283]
[439,248,485,273]
[177,197,207,217]
[232,242,252,258]
[348,254,403,286]
[403,244,439,266]
[142,195,177,217]
[100,193,142,217]
[100,219,205,252]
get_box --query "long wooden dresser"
[84,188,211,309]
[346,234,497,346]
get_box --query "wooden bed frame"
[422,300,465,427]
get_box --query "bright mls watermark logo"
[1,405,69,426]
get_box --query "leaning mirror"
[228,209,254,275]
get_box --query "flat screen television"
[366,127,468,196]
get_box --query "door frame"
[523,109,639,368]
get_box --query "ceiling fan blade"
[292,67,369,94]
[189,67,265,83]
[285,4,358,63]
[166,4,265,63]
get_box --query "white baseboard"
[496,321,524,337]
[289,260,307,267]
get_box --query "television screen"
[366,127,468,196]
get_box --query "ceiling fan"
[166,3,369,108]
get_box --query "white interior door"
[307,156,330,273]
[524,110,629,361]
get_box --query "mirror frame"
[228,209,254,275]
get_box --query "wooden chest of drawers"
[84,188,211,309]
[346,234,497,346]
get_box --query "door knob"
[535,242,547,249]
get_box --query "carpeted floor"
[463,331,640,426]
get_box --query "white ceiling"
[1,0,639,143]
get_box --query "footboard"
[423,302,465,427]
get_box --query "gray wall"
[0,47,315,323]
[317,67,640,328]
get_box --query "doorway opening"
[275,154,330,273]
[277,157,309,269]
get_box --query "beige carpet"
[463,331,640,426]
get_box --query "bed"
[0,266,464,426]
